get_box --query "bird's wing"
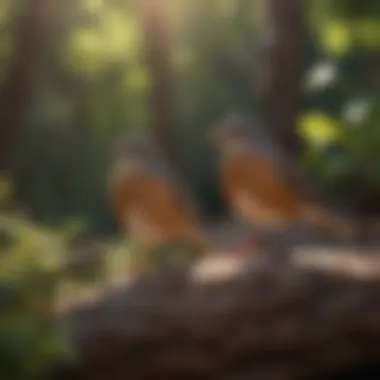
[221,152,299,223]
[109,167,204,244]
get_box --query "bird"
[209,113,356,258]
[107,134,208,274]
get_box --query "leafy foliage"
[0,193,76,379]
[0,178,132,379]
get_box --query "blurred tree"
[0,0,379,230]
[0,0,57,171]
[139,0,184,177]
[257,0,306,155]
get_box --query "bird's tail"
[299,202,357,238]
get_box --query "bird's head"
[110,134,170,179]
[112,135,156,166]
[208,113,258,152]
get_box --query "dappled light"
[1,0,380,379]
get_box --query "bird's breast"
[111,170,201,245]
[220,153,298,227]
[232,190,292,228]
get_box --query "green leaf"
[298,112,342,146]
[319,19,352,56]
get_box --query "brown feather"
[221,152,298,228]
[298,202,356,238]
[109,162,207,249]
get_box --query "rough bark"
[0,0,56,171]
[139,0,183,175]
[257,0,306,155]
[58,251,380,380]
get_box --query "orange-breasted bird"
[107,135,207,272]
[209,114,355,256]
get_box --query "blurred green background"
[2,0,380,235]
[0,0,380,378]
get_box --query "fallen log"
[59,251,380,380]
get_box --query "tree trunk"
[0,0,56,171]
[139,0,183,175]
[257,0,306,156]
[138,0,200,216]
